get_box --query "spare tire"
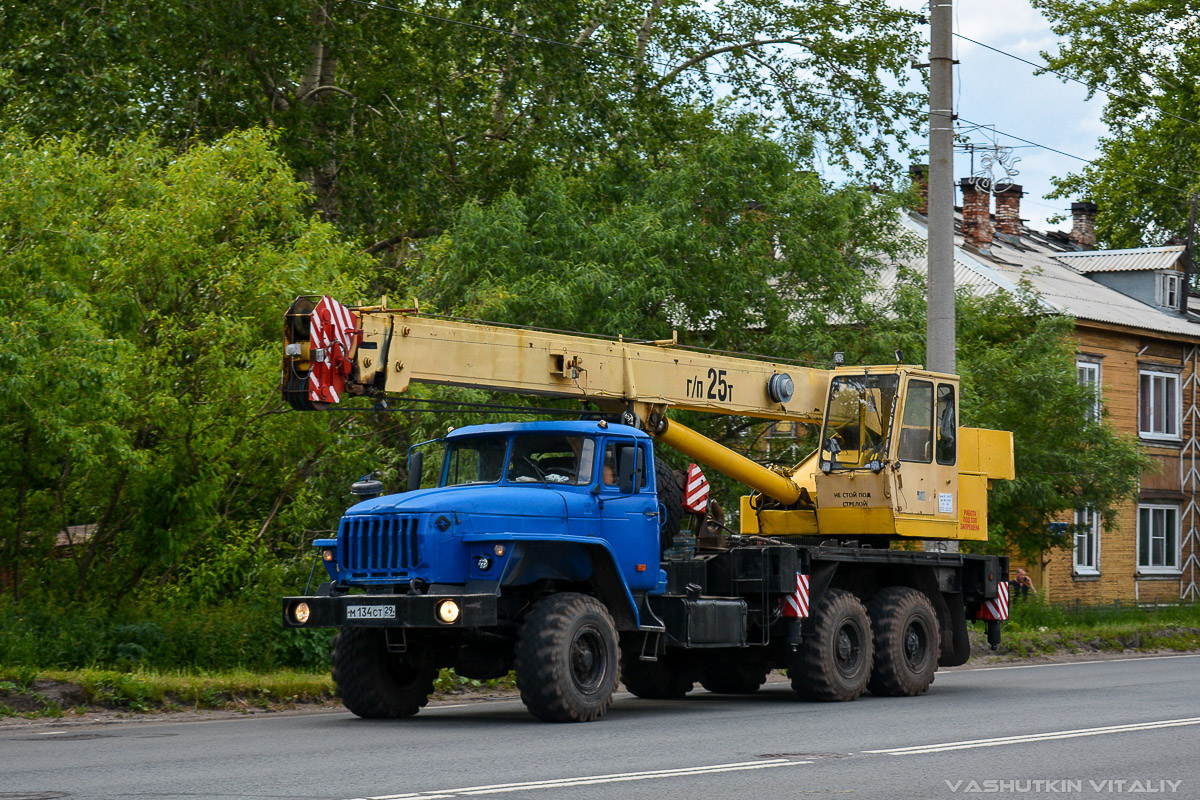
[654,456,684,553]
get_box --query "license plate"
[346,605,396,620]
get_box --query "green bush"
[0,597,333,672]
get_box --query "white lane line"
[946,653,1200,673]
[866,717,1200,756]
[349,758,811,800]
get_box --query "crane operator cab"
[737,366,995,543]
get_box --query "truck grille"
[339,515,420,581]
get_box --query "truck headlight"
[322,549,335,563]
[436,600,460,624]
[293,602,311,624]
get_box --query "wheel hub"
[571,625,606,693]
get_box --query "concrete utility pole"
[927,0,955,375]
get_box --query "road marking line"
[352,758,812,800]
[945,653,1200,673]
[866,717,1200,756]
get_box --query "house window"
[1137,504,1180,573]
[1139,369,1180,440]
[1073,508,1100,575]
[1161,273,1181,309]
[767,420,797,439]
[1077,359,1101,421]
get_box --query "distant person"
[1011,568,1036,600]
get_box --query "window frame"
[1161,272,1181,309]
[1138,367,1181,441]
[1136,503,1181,574]
[1073,507,1100,576]
[1076,358,1102,422]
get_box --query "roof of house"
[1054,245,1186,274]
[891,212,1200,339]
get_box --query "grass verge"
[0,666,515,719]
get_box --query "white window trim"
[1077,359,1101,421]
[1137,503,1181,575]
[1160,273,1181,309]
[1139,368,1182,441]
[1073,508,1100,575]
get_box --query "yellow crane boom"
[282,297,1014,542]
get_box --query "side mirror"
[618,447,638,494]
[406,451,424,493]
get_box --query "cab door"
[597,438,659,590]
[892,378,936,515]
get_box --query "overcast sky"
[892,0,1106,232]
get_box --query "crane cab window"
[820,374,899,470]
[936,384,957,465]
[897,380,933,463]
[507,435,595,485]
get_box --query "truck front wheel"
[790,589,873,702]
[866,587,939,696]
[515,593,620,722]
[331,627,438,718]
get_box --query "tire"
[790,589,873,702]
[654,456,684,553]
[621,650,697,699]
[331,627,438,718]
[699,654,770,694]
[866,587,940,697]
[515,593,621,722]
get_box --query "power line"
[952,31,1200,131]
[346,0,1188,199]
[956,116,1190,195]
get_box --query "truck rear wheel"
[866,587,939,697]
[621,650,697,699]
[698,654,770,694]
[515,592,620,722]
[331,627,438,718]
[790,589,873,702]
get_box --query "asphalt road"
[3,654,1199,800]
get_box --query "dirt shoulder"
[3,646,1197,731]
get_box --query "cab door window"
[897,380,933,463]
[936,384,957,465]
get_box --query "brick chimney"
[1070,201,1098,249]
[994,184,1023,236]
[959,178,993,250]
[909,164,929,216]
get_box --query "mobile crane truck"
[280,296,1014,722]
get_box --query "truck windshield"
[442,434,596,487]
[820,374,899,471]
[507,435,595,485]
[443,437,508,486]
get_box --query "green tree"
[1031,0,1200,247]
[0,130,376,601]
[0,0,924,243]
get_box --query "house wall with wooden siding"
[1023,322,1198,604]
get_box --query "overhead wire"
[343,0,1192,200]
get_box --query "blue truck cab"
[312,420,664,603]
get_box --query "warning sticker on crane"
[308,296,360,404]
[977,579,1010,621]
[683,463,710,514]
[781,573,810,618]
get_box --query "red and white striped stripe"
[683,463,710,514]
[978,579,1010,621]
[782,573,810,618]
[308,296,359,404]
